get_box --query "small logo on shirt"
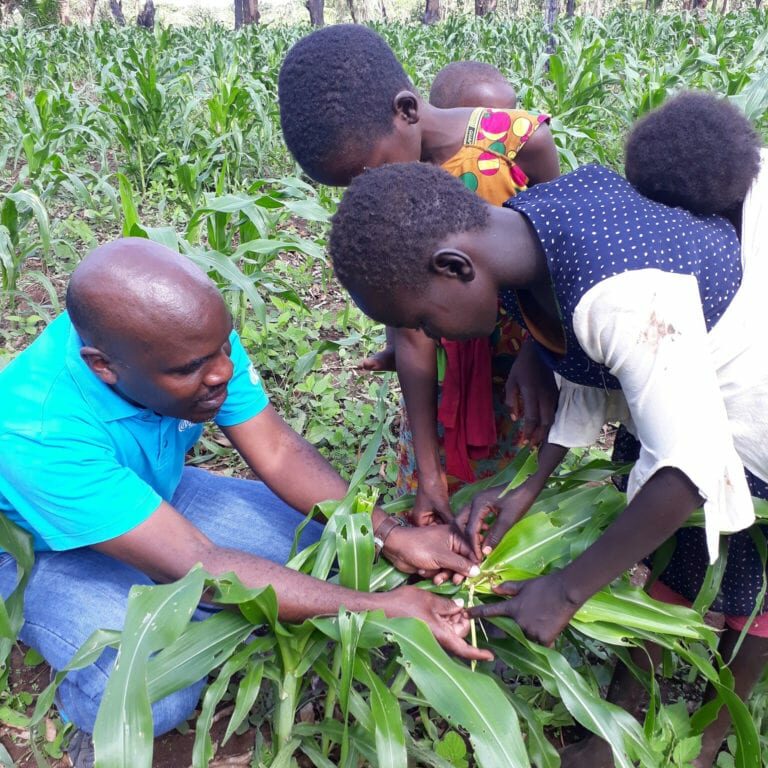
[248,364,260,387]
[178,420,195,432]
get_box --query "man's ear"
[393,90,420,124]
[80,347,119,386]
[430,249,475,281]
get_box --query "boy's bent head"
[330,162,490,335]
[625,91,761,215]
[429,61,517,109]
[279,25,415,186]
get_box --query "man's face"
[107,295,235,423]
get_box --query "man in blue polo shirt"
[0,238,488,762]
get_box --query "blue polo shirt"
[0,312,269,552]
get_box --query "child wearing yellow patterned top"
[279,29,560,531]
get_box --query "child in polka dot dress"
[327,152,768,768]
[279,28,560,528]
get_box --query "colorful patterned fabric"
[441,108,551,206]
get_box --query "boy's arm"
[394,327,453,526]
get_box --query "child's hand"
[468,571,581,647]
[410,477,452,526]
[460,482,537,560]
[506,339,559,447]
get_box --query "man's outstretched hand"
[382,523,481,584]
[468,572,581,647]
[386,585,493,662]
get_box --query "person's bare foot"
[360,345,396,372]
[560,736,614,768]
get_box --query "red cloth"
[437,337,497,484]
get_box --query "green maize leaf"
[574,583,718,644]
[490,620,655,768]
[335,512,374,592]
[449,447,536,513]
[143,225,180,252]
[232,236,325,264]
[5,190,50,254]
[184,246,267,324]
[117,173,141,237]
[191,637,266,768]
[206,573,278,628]
[93,566,206,768]
[283,197,331,223]
[503,686,560,768]
[353,658,407,768]
[365,614,530,768]
[146,610,254,703]
[0,513,34,668]
[27,628,121,732]
[222,656,265,744]
[337,610,367,765]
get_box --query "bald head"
[67,238,223,355]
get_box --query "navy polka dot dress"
[501,165,766,617]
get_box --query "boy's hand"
[410,477,453,526]
[506,339,559,447]
[460,483,536,560]
[382,523,480,584]
[468,572,580,647]
[385,585,493,662]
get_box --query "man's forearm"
[198,545,389,622]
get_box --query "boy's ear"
[393,90,420,124]
[80,346,119,386]
[430,249,475,282]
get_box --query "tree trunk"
[345,0,357,22]
[305,0,324,25]
[565,0,575,15]
[109,0,125,24]
[756,0,762,9]
[137,0,155,27]
[59,0,71,23]
[380,0,387,21]
[544,0,558,53]
[87,0,97,24]
[475,0,497,14]
[234,0,259,28]
[423,0,440,23]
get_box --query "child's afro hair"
[330,162,489,305]
[625,91,761,215]
[429,61,513,108]
[278,25,413,186]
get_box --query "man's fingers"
[441,633,495,662]
[437,551,481,578]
